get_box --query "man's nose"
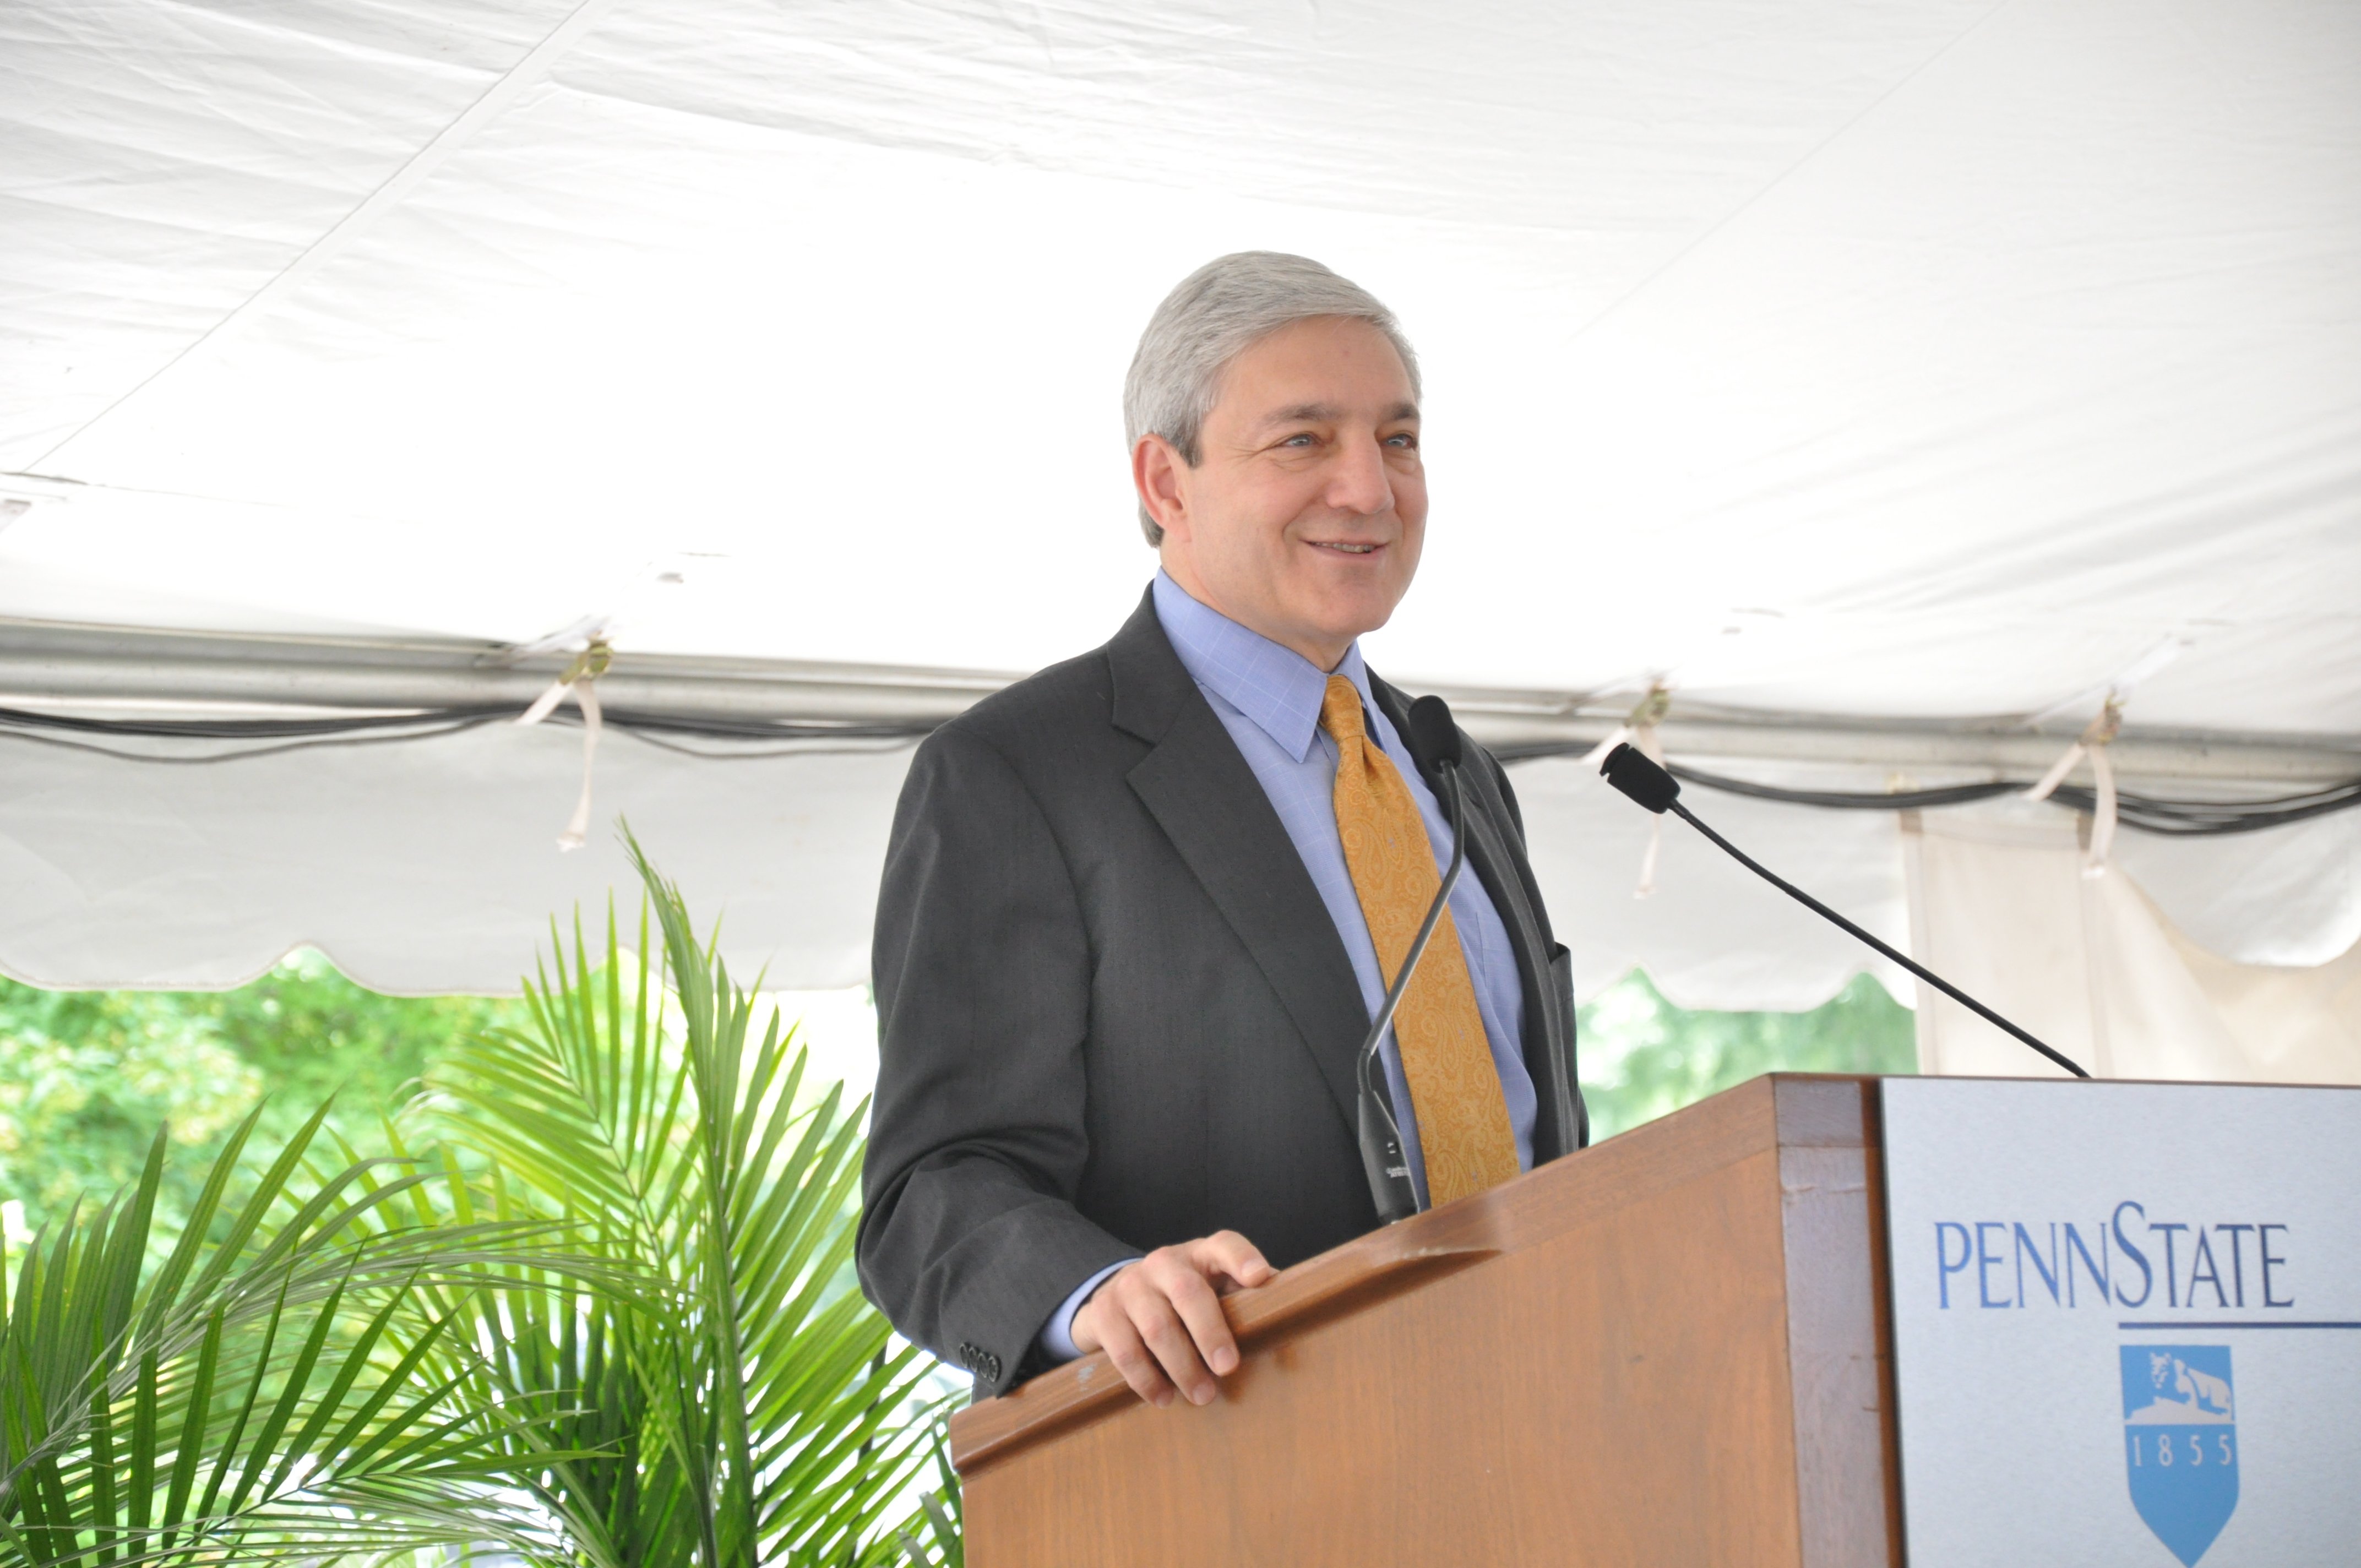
[1324,434,1394,517]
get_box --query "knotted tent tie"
[1583,685,1675,899]
[516,638,612,852]
[2023,696,2124,879]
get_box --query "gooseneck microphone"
[1356,695,1470,1225]
[1598,744,2090,1079]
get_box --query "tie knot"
[1320,675,1367,744]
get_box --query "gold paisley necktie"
[1320,676,1520,1205]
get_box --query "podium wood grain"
[948,1074,1903,1567]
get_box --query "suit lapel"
[1106,594,1369,1133]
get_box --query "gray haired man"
[859,253,1584,1407]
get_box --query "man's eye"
[1281,433,1316,448]
[1386,433,1419,449]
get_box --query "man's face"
[1139,315,1426,670]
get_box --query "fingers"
[1071,1261,1202,1407]
[1193,1229,1276,1294]
[1144,1250,1237,1391]
[1070,1234,1279,1408]
[1082,1276,1180,1408]
[1128,1259,1223,1404]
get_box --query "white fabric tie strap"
[2023,739,2087,802]
[1633,723,1666,899]
[1578,723,1632,771]
[1606,685,1673,900]
[2023,699,2123,879]
[2085,739,2118,879]
[516,640,612,852]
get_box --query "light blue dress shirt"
[1036,573,1536,1365]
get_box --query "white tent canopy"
[3,2,2357,1063]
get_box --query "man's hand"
[1070,1231,1276,1407]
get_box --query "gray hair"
[1123,251,1421,546]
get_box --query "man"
[859,252,1584,1409]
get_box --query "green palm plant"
[400,837,953,1566]
[888,1434,960,1568]
[0,1102,578,1567]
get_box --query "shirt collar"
[1151,570,1373,764]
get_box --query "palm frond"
[0,1112,589,1568]
[3,831,960,1568]
[414,834,951,1566]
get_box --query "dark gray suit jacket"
[858,590,1584,1396]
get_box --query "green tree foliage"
[0,986,257,1241]
[1577,970,1919,1140]
[0,960,524,1236]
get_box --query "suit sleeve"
[859,723,1136,1396]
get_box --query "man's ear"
[1133,434,1192,544]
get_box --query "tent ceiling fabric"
[2,1,2357,995]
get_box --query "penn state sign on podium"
[1882,1078,2360,1566]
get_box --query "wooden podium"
[948,1074,1902,1567]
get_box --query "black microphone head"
[1405,695,1463,772]
[1601,742,1680,814]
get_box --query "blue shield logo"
[2121,1345,2239,1565]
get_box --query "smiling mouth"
[1313,541,1381,554]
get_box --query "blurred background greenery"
[2,955,1918,1235]
[1577,970,1919,1140]
[0,956,525,1236]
